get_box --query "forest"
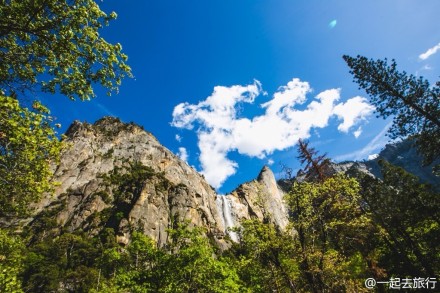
[1,1,439,292]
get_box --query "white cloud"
[353,127,362,138]
[176,147,188,162]
[267,159,274,166]
[334,122,392,162]
[419,42,440,60]
[172,78,374,188]
[333,96,375,132]
[175,134,182,142]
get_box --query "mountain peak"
[257,165,275,183]
[64,116,158,143]
[228,164,289,229]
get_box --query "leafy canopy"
[0,0,132,100]
[0,0,132,217]
[0,95,62,217]
[0,229,26,292]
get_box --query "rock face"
[25,117,289,247]
[226,166,289,231]
[365,139,440,190]
[7,117,435,248]
[29,117,227,246]
[26,117,434,249]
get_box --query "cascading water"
[216,195,239,242]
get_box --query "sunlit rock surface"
[24,117,289,248]
[226,165,289,231]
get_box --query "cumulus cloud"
[172,78,374,188]
[176,147,188,162]
[175,134,182,142]
[419,42,440,60]
[333,97,375,132]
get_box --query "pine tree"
[343,55,440,167]
[296,139,331,182]
[357,160,440,277]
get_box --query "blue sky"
[43,0,440,193]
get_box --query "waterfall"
[216,195,239,242]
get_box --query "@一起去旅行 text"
[365,277,437,290]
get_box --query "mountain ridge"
[3,116,437,249]
[13,117,289,249]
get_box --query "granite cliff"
[226,166,289,230]
[9,117,436,249]
[22,117,288,248]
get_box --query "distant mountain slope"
[365,139,439,189]
[278,138,439,191]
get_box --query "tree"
[296,139,330,182]
[0,0,132,217]
[343,55,440,166]
[23,232,101,293]
[286,174,372,292]
[356,160,440,277]
[0,95,62,217]
[0,0,132,101]
[233,220,297,293]
[0,229,26,292]
[108,223,242,293]
[156,223,242,293]
[283,141,374,292]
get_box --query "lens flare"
[329,19,337,28]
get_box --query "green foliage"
[357,160,440,277]
[102,148,114,159]
[0,0,132,100]
[285,174,372,292]
[21,223,242,293]
[101,161,156,199]
[343,55,440,165]
[0,95,62,217]
[99,161,158,231]
[0,229,25,292]
[232,220,296,292]
[159,223,242,292]
[111,223,242,293]
[276,138,374,291]
[23,232,101,292]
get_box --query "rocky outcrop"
[24,117,289,248]
[226,166,289,231]
[28,117,228,247]
[7,117,435,249]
